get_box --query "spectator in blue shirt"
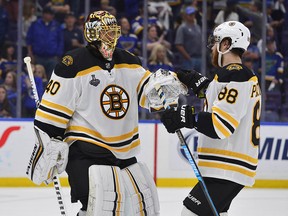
[3,70,17,114]
[265,38,284,92]
[0,85,15,118]
[63,12,85,53]
[131,2,163,40]
[22,66,44,118]
[26,6,64,79]
[117,17,140,55]
[0,42,17,81]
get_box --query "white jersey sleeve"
[198,64,261,186]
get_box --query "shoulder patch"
[62,55,73,66]
[226,64,242,71]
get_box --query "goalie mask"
[84,11,121,61]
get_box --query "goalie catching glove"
[160,105,195,133]
[145,69,188,112]
[26,127,69,185]
[176,69,210,98]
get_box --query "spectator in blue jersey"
[131,2,163,40]
[0,85,15,118]
[22,64,44,118]
[3,70,17,112]
[0,42,17,81]
[117,17,140,55]
[63,12,85,53]
[0,0,8,56]
[26,6,64,79]
[148,43,174,73]
[264,38,284,92]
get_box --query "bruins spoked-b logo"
[101,85,129,119]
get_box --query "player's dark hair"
[231,48,245,58]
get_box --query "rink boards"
[0,119,287,188]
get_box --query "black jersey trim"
[214,113,235,134]
[65,132,139,148]
[198,154,257,171]
[216,64,255,83]
[34,119,66,139]
[138,76,150,103]
[39,105,71,120]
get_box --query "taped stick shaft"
[24,56,67,216]
[24,57,40,106]
[155,83,219,216]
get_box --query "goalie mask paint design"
[84,11,121,60]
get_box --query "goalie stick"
[155,83,219,216]
[24,56,67,216]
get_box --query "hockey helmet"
[84,11,121,60]
[211,21,250,51]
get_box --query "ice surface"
[0,187,287,216]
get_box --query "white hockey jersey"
[35,47,151,159]
[197,63,261,186]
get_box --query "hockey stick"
[155,84,219,216]
[24,56,67,216]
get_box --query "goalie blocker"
[26,127,69,185]
[87,162,160,216]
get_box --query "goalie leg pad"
[87,165,126,216]
[121,162,160,216]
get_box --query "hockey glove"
[26,127,69,185]
[176,70,210,98]
[160,105,195,133]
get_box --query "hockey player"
[160,21,261,215]
[26,11,160,216]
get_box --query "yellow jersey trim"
[212,113,230,137]
[66,125,138,143]
[212,106,239,128]
[198,161,256,177]
[198,147,258,164]
[36,109,68,125]
[64,137,140,153]
[41,99,73,116]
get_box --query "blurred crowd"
[0,0,287,121]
